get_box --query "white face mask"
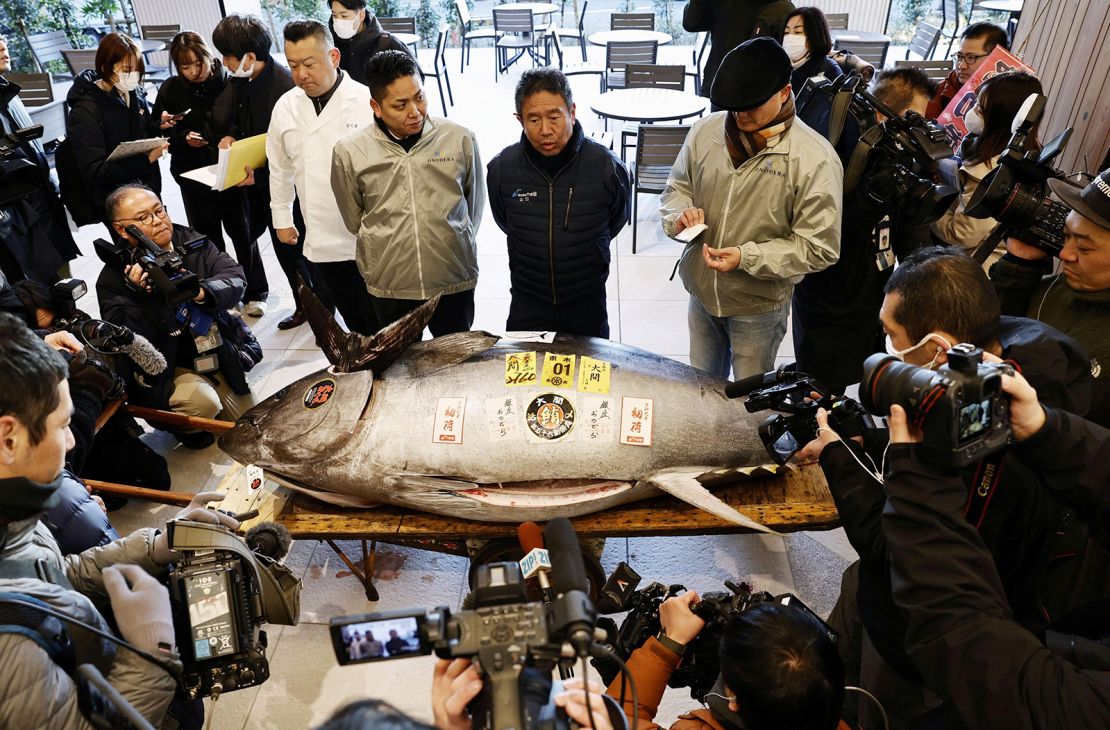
[333,14,362,40]
[115,71,140,93]
[782,34,809,65]
[228,55,256,79]
[885,332,954,369]
[964,105,985,136]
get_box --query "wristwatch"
[656,631,687,657]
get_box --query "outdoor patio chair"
[610,13,655,31]
[456,0,499,73]
[603,40,658,91]
[632,124,690,254]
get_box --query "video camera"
[726,368,873,465]
[966,93,1075,257]
[0,122,44,205]
[94,226,204,307]
[328,519,608,730]
[165,519,301,700]
[590,562,833,703]
[861,343,1013,467]
[797,73,958,225]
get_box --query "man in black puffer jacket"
[487,69,631,338]
[95,185,258,449]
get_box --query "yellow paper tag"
[504,352,538,387]
[541,353,577,388]
[577,356,612,394]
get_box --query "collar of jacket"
[1064,282,1110,306]
[183,60,229,101]
[711,111,793,165]
[520,119,584,175]
[370,114,435,148]
[334,16,387,54]
[70,69,140,108]
[0,474,64,522]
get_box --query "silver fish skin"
[219,332,773,524]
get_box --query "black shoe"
[278,309,306,330]
[175,431,215,449]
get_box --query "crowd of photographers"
[0,0,1109,727]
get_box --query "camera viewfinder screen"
[339,616,422,662]
[958,398,993,444]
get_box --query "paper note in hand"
[105,137,168,162]
[181,133,267,191]
[676,223,708,243]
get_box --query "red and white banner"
[936,46,1037,149]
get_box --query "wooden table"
[588,29,673,46]
[277,464,838,600]
[590,87,708,124]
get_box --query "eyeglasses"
[114,205,169,227]
[954,51,988,66]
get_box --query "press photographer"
[803,246,1109,728]
[0,35,81,284]
[989,167,1110,427]
[881,369,1110,729]
[95,184,262,449]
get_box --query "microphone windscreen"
[123,332,168,375]
[517,521,545,553]
[724,371,773,399]
[544,517,588,595]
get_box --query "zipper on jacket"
[405,157,426,299]
[523,152,580,306]
[714,176,738,315]
[564,186,574,231]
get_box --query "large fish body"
[220,332,774,524]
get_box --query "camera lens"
[906,177,959,224]
[860,353,940,417]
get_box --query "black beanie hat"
[710,37,792,112]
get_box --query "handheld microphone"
[517,522,555,603]
[544,518,597,658]
[76,319,167,375]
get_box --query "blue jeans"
[687,296,789,380]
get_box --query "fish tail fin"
[645,468,778,534]
[298,276,441,374]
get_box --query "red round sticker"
[303,379,336,409]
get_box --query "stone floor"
[66,42,859,729]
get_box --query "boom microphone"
[725,368,795,399]
[544,518,597,658]
[76,319,167,375]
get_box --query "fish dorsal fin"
[642,468,777,534]
[389,331,502,378]
[299,277,440,374]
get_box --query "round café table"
[588,29,673,46]
[829,28,891,44]
[590,87,708,124]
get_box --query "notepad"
[105,137,168,162]
[181,133,268,191]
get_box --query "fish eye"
[270,386,290,401]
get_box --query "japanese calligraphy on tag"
[504,352,538,386]
[486,396,521,442]
[432,397,467,444]
[526,393,576,441]
[577,357,611,394]
[541,353,577,388]
[619,397,654,446]
[582,396,615,442]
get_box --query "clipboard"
[105,137,168,162]
[180,133,268,191]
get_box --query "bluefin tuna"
[218,287,782,531]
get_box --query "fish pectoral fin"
[384,474,484,511]
[643,468,778,535]
[299,276,440,374]
[266,472,382,509]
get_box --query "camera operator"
[598,592,846,730]
[95,184,259,449]
[0,312,244,728]
[0,35,81,284]
[804,246,1108,728]
[881,370,1110,729]
[989,167,1110,427]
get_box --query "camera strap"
[0,557,75,592]
[971,225,1008,267]
[963,453,1006,529]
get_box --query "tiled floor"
[69,42,857,729]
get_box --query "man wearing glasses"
[925,22,1009,120]
[96,185,258,449]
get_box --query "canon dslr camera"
[862,343,1013,467]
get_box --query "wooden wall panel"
[1013,0,1110,175]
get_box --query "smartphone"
[329,608,432,665]
[170,108,192,121]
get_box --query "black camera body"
[862,344,1014,467]
[165,520,301,700]
[965,94,1074,257]
[797,73,957,225]
[0,123,45,205]
[728,369,873,464]
[94,225,205,307]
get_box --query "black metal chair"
[905,20,942,60]
[610,13,655,31]
[493,8,544,81]
[5,72,53,107]
[894,59,954,84]
[825,13,850,30]
[620,64,686,162]
[421,26,455,116]
[939,0,962,60]
[546,28,604,91]
[603,40,658,91]
[632,125,690,254]
[61,48,97,77]
[22,29,75,79]
[834,38,889,69]
[379,16,420,54]
[139,24,177,84]
[455,0,499,73]
[686,30,710,95]
[550,0,589,62]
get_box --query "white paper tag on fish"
[619,397,654,447]
[486,396,521,442]
[499,331,557,343]
[433,397,467,444]
[582,396,616,443]
[242,464,264,492]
